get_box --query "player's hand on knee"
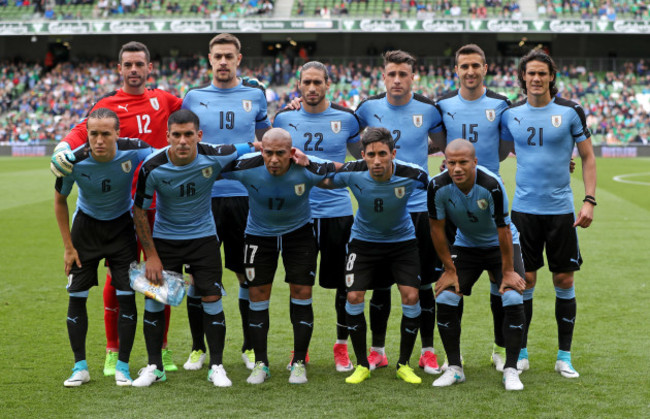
[64,247,81,276]
[145,257,164,285]
[434,270,459,298]
[286,97,303,111]
[50,142,76,177]
[500,271,526,294]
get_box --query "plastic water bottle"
[129,262,187,306]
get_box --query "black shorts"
[345,239,421,292]
[243,223,318,287]
[314,216,353,289]
[411,211,442,285]
[212,196,248,274]
[451,245,525,296]
[67,210,137,293]
[511,211,582,273]
[154,236,223,297]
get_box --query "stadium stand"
[0,58,648,144]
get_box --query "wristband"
[583,195,597,206]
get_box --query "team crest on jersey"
[121,160,132,173]
[477,199,488,210]
[345,274,354,288]
[245,267,255,282]
[331,120,341,134]
[149,97,160,111]
[242,100,252,112]
[394,186,406,199]
[413,114,423,128]
[552,115,562,128]
[295,183,306,196]
[202,167,213,178]
[485,109,496,122]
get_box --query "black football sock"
[67,296,88,363]
[436,302,462,367]
[490,286,506,347]
[249,302,270,366]
[346,310,369,368]
[398,308,420,365]
[187,295,206,353]
[419,288,435,348]
[503,304,525,370]
[203,301,226,367]
[116,293,137,363]
[239,285,253,352]
[555,288,577,352]
[290,298,314,364]
[369,288,391,348]
[335,288,349,341]
[522,290,534,349]
[143,308,165,369]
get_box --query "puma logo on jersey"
[373,114,383,122]
[448,199,456,208]
[250,184,260,192]
[80,173,91,180]
[200,102,208,108]
[514,117,523,125]
[117,104,129,112]
[288,123,299,131]
[353,184,364,194]
[447,112,456,120]
[162,179,172,186]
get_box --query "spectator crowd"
[1,57,648,145]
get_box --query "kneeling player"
[325,127,429,385]
[132,109,256,387]
[220,128,334,385]
[428,139,526,390]
[55,108,153,387]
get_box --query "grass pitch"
[0,156,649,418]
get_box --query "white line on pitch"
[612,172,650,186]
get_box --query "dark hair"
[518,49,558,97]
[455,44,486,65]
[167,109,200,130]
[87,107,119,131]
[299,61,329,83]
[209,33,241,53]
[383,50,416,72]
[119,41,150,63]
[362,127,394,151]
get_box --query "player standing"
[220,128,333,385]
[181,33,272,371]
[325,127,429,385]
[354,50,443,374]
[428,139,526,390]
[50,41,182,375]
[55,108,153,387]
[273,61,362,372]
[432,44,513,371]
[501,49,596,378]
[132,110,256,387]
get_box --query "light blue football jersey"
[221,154,334,236]
[501,97,590,214]
[331,159,429,243]
[428,165,519,248]
[355,93,443,213]
[436,89,510,175]
[56,139,152,221]
[273,103,361,218]
[182,79,271,198]
[134,143,252,240]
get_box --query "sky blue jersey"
[182,79,271,198]
[331,159,429,243]
[273,103,361,218]
[221,154,334,236]
[436,89,510,175]
[134,142,252,240]
[500,97,590,214]
[355,93,443,213]
[56,138,152,221]
[428,165,519,248]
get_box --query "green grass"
[1,156,649,418]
